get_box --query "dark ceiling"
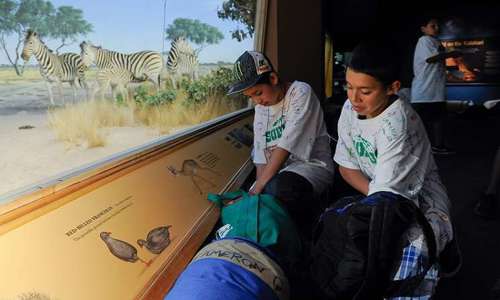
[323,0,500,51]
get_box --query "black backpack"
[310,191,437,300]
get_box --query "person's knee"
[263,172,312,203]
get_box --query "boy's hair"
[255,71,282,85]
[418,16,438,27]
[348,39,400,87]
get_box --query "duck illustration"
[167,159,219,194]
[100,232,149,265]
[137,225,172,254]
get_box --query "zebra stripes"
[92,67,138,101]
[21,30,88,105]
[80,41,162,98]
[166,37,199,88]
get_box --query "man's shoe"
[474,192,497,219]
[432,146,456,155]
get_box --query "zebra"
[21,29,89,105]
[166,37,199,89]
[79,41,162,100]
[91,67,139,102]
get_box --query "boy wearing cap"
[228,51,334,231]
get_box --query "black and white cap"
[227,51,274,95]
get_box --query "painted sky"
[1,0,254,65]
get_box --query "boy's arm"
[250,147,290,195]
[426,50,462,63]
[255,164,265,180]
[339,165,370,196]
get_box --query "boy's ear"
[269,72,279,86]
[386,80,401,96]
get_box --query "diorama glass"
[0,0,256,198]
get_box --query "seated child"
[227,51,334,232]
[334,40,459,298]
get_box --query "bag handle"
[207,190,245,207]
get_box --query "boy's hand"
[249,181,264,195]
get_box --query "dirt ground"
[0,80,158,198]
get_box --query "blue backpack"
[166,238,289,300]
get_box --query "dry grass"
[47,92,246,148]
[138,92,245,135]
[48,99,136,148]
[0,67,41,83]
[0,66,98,84]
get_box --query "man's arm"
[426,50,462,63]
[250,148,290,195]
[338,165,370,195]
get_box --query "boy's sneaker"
[431,146,455,155]
[474,192,497,219]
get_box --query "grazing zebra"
[166,37,199,89]
[80,41,162,100]
[91,67,138,101]
[21,30,88,105]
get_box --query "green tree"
[0,0,55,75]
[50,6,92,54]
[0,0,92,76]
[0,0,18,70]
[166,18,223,51]
[217,0,256,42]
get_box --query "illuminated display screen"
[443,38,500,83]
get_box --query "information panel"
[0,116,254,300]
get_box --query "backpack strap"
[383,200,437,297]
[354,193,403,300]
[353,192,437,300]
[207,190,245,207]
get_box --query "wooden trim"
[264,0,278,71]
[254,0,269,52]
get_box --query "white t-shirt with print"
[253,81,334,194]
[334,99,452,250]
[411,35,447,103]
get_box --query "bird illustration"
[100,232,150,265]
[167,159,219,194]
[137,225,172,254]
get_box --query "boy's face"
[345,68,400,119]
[243,73,282,106]
[421,20,439,37]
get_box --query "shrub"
[133,85,177,106]
[184,67,236,105]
